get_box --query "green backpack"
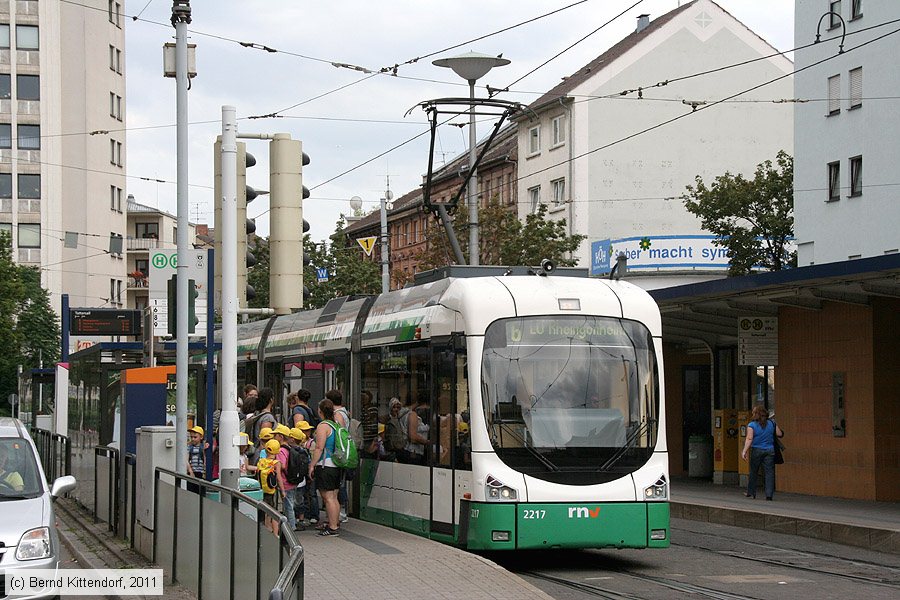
[326,420,359,469]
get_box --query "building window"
[528,185,540,213]
[0,75,9,100]
[827,161,840,201]
[528,125,541,155]
[849,67,862,109]
[0,25,9,49]
[18,223,40,248]
[551,178,566,207]
[110,185,117,210]
[0,223,11,238]
[829,1,841,28]
[849,156,862,197]
[0,124,10,149]
[116,49,122,73]
[551,115,566,147]
[827,74,840,115]
[110,140,122,165]
[17,174,40,199]
[109,45,123,73]
[851,0,863,20]
[17,75,39,101]
[0,174,11,198]
[16,25,39,50]
[135,259,149,276]
[136,222,159,238]
[110,279,116,304]
[17,124,40,149]
[109,1,122,27]
[110,93,122,120]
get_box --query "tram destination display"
[70,308,142,336]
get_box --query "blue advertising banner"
[591,235,730,275]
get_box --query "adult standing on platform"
[741,404,784,500]
[309,398,342,537]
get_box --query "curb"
[671,501,900,555]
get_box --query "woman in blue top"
[308,398,341,536]
[741,404,784,500]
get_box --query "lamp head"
[433,51,511,82]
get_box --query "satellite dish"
[349,195,363,211]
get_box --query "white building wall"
[518,0,793,276]
[54,0,128,310]
[794,0,900,265]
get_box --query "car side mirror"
[50,475,77,499]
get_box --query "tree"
[303,216,381,309]
[0,232,60,414]
[414,198,585,273]
[683,151,795,276]
[246,234,270,310]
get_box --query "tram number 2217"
[522,509,546,519]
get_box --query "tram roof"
[649,254,900,348]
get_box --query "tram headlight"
[643,475,668,501]
[485,474,518,502]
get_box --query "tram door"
[430,344,456,535]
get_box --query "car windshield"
[481,316,659,482]
[0,437,43,497]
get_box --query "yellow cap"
[296,420,314,430]
[378,423,385,435]
[458,422,469,434]
[289,428,306,442]
[265,440,281,455]
[273,424,292,437]
[258,427,274,440]
[189,426,204,436]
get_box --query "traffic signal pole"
[172,1,191,475]
[219,106,240,491]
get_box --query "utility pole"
[218,106,240,491]
[172,0,191,475]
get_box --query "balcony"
[127,237,159,251]
[128,273,149,289]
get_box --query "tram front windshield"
[482,316,659,483]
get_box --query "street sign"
[357,236,377,256]
[70,309,142,336]
[738,316,778,366]
[149,249,209,337]
[316,267,329,283]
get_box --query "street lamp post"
[380,191,393,293]
[433,52,510,266]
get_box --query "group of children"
[185,418,320,536]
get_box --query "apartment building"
[794,0,899,264]
[1,0,127,313]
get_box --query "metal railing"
[94,446,120,534]
[30,428,71,483]
[153,468,304,600]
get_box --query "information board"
[148,249,209,337]
[70,309,142,336]
[738,316,778,366]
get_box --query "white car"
[0,417,76,599]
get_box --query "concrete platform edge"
[671,501,900,555]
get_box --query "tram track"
[522,569,765,600]
[671,525,900,588]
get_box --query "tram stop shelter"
[649,253,900,502]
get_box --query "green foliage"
[414,198,586,273]
[683,151,795,276]
[247,234,270,309]
[0,232,60,411]
[303,216,381,309]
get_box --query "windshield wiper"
[497,423,560,472]
[599,419,655,471]
[0,491,40,500]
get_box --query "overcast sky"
[123,0,795,244]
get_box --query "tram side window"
[360,345,430,462]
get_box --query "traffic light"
[214,139,258,309]
[167,275,177,337]
[269,134,309,314]
[167,274,200,336]
[187,278,199,334]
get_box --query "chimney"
[636,14,650,33]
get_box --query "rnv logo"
[568,506,601,518]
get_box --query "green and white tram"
[236,267,669,550]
